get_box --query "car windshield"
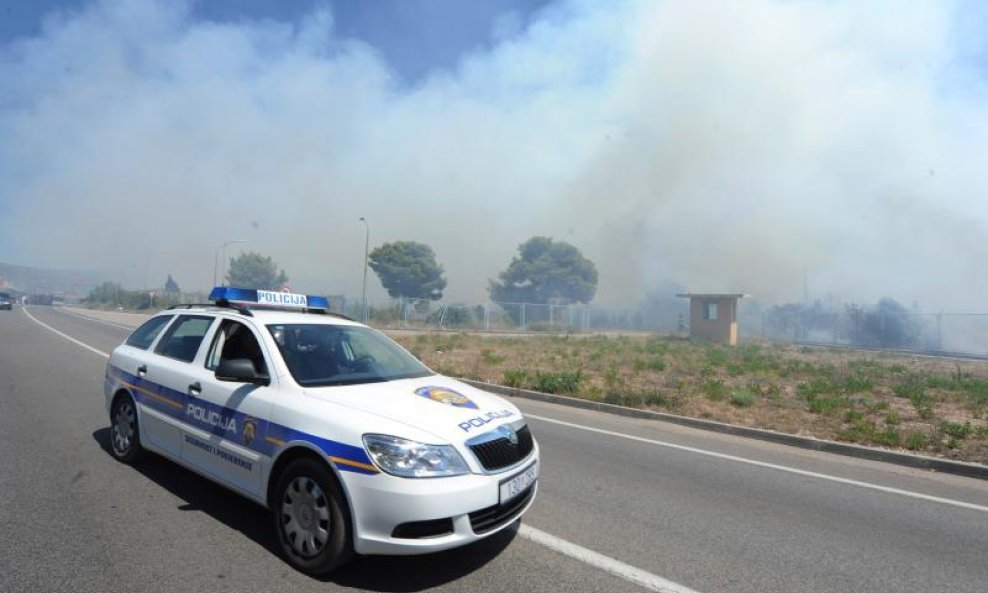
[267,323,432,387]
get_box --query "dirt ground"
[390,332,988,465]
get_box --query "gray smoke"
[2,0,987,309]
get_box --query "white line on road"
[20,304,702,593]
[22,307,110,359]
[519,524,701,593]
[526,414,988,514]
[54,306,138,330]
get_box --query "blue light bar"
[209,287,330,310]
[209,287,257,302]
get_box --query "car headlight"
[362,434,470,478]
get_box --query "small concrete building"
[676,293,748,345]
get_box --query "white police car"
[104,287,538,574]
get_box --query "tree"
[163,274,180,294]
[226,251,288,290]
[848,297,918,348]
[368,241,447,301]
[489,236,598,304]
[85,281,124,306]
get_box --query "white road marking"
[519,524,702,593]
[22,307,110,359]
[526,414,988,514]
[54,306,137,330]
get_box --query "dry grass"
[387,331,988,464]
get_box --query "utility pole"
[359,217,369,322]
[213,239,246,287]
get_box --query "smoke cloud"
[2,0,987,309]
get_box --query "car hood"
[302,375,522,444]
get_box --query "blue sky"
[0,0,554,82]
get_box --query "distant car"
[104,287,538,575]
[0,292,12,310]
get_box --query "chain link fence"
[348,297,988,357]
[344,297,688,333]
[758,306,988,357]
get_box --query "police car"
[104,287,538,574]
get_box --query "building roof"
[676,293,749,299]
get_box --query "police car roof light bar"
[208,287,331,313]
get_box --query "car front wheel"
[272,457,352,575]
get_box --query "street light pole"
[359,217,369,322]
[213,239,246,287]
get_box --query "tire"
[109,394,144,463]
[272,458,353,575]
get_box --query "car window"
[154,315,214,363]
[268,323,431,387]
[346,329,417,371]
[125,315,174,350]
[206,319,268,376]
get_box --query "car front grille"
[468,484,536,534]
[467,424,534,472]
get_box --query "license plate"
[499,461,538,504]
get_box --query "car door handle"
[188,382,201,396]
[137,365,147,376]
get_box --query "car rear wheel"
[273,457,352,575]
[110,395,144,463]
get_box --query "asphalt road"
[2,305,987,593]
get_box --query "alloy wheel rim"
[281,476,331,557]
[112,401,135,455]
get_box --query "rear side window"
[154,315,214,362]
[126,315,174,350]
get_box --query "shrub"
[643,339,669,355]
[895,383,935,419]
[838,420,876,442]
[808,396,849,414]
[502,369,528,388]
[904,431,926,450]
[843,409,865,422]
[533,370,583,394]
[433,334,465,352]
[702,380,727,401]
[481,349,506,365]
[798,378,836,399]
[706,348,728,367]
[646,358,667,372]
[730,389,756,407]
[644,392,672,407]
[874,426,901,447]
[843,376,874,393]
[938,421,972,439]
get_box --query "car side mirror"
[216,358,270,386]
